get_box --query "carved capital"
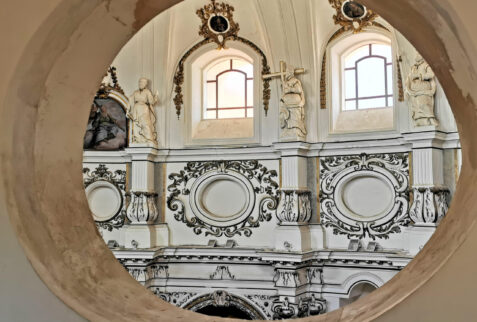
[410,187,449,224]
[277,190,312,223]
[126,191,159,223]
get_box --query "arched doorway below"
[196,304,253,320]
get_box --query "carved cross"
[262,61,305,84]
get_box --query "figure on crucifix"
[264,61,307,141]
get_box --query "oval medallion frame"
[334,170,397,224]
[189,171,256,227]
[85,180,123,222]
[341,0,368,20]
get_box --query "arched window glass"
[344,43,393,110]
[205,58,254,119]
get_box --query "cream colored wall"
[111,0,338,147]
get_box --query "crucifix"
[262,61,305,83]
[263,61,308,141]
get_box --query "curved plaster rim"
[1,0,476,321]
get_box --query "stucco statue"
[279,64,307,140]
[128,77,159,146]
[405,54,438,127]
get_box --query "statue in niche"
[264,61,307,141]
[83,99,127,150]
[128,77,159,146]
[405,54,439,127]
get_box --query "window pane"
[233,59,253,78]
[206,110,216,119]
[218,109,245,119]
[218,71,246,108]
[247,80,253,106]
[345,45,370,68]
[206,59,231,81]
[387,65,394,95]
[358,97,386,109]
[345,100,356,110]
[247,108,253,118]
[372,44,392,61]
[345,70,356,99]
[357,57,386,98]
[206,82,216,108]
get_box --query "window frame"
[183,42,262,147]
[342,42,394,111]
[203,57,254,120]
[321,30,399,137]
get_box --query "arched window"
[205,58,254,119]
[343,43,393,110]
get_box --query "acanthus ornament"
[210,265,235,280]
[409,187,449,224]
[167,160,279,238]
[83,164,126,231]
[126,191,159,223]
[277,190,312,223]
[152,290,198,308]
[319,153,410,239]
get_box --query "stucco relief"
[319,153,410,239]
[167,160,279,237]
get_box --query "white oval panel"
[85,181,122,222]
[200,179,247,219]
[341,176,393,218]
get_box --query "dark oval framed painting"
[342,0,367,20]
[208,14,230,34]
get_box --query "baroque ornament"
[405,54,439,127]
[184,291,265,320]
[329,0,379,33]
[319,153,410,239]
[167,160,279,237]
[173,0,271,118]
[263,61,307,141]
[277,190,312,223]
[409,187,449,224]
[196,0,239,49]
[83,164,126,231]
[96,66,124,98]
[128,77,159,146]
[126,191,159,223]
[210,266,235,280]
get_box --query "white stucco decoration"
[85,181,122,222]
[128,77,159,146]
[405,54,438,127]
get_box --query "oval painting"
[209,15,229,33]
[342,0,366,19]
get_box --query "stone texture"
[1,0,477,321]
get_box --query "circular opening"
[4,1,475,322]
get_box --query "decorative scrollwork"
[167,160,279,237]
[328,0,381,33]
[172,0,271,118]
[96,66,124,98]
[319,153,410,239]
[183,291,266,320]
[83,164,126,231]
[196,0,239,49]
